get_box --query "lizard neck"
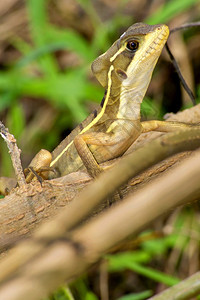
[105,67,153,121]
[115,86,143,121]
[117,74,152,120]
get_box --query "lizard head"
[91,23,169,90]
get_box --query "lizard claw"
[24,166,56,184]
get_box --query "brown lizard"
[26,22,196,181]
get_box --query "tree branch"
[0,105,199,299]
[1,104,200,252]
[0,122,25,187]
[0,147,200,300]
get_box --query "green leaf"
[118,290,153,300]
[141,237,169,256]
[15,43,73,68]
[0,91,17,111]
[46,27,95,63]
[146,0,200,24]
[85,292,99,300]
[6,103,25,139]
[12,37,32,56]
[27,0,48,44]
[75,0,101,29]
[107,251,179,286]
[124,262,179,286]
[27,0,58,75]
[107,251,151,271]
[49,286,75,300]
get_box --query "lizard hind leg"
[24,149,53,183]
[74,122,142,178]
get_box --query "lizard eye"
[126,40,139,52]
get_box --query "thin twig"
[170,21,200,34]
[0,122,26,187]
[165,42,196,106]
[166,21,200,106]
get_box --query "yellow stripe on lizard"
[50,64,114,167]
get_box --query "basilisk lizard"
[26,22,196,181]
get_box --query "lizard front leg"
[141,120,198,133]
[74,133,106,178]
[74,123,142,178]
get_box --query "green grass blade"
[46,27,95,63]
[27,0,58,75]
[125,262,179,286]
[118,290,153,300]
[7,103,25,139]
[15,42,72,68]
[146,0,200,24]
[107,252,179,286]
[107,251,151,272]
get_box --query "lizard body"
[27,23,178,179]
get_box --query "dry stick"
[74,149,200,258]
[0,122,25,187]
[0,147,200,300]
[0,104,199,249]
[167,21,200,106]
[0,105,199,253]
[0,129,200,291]
[165,42,196,106]
[149,271,200,300]
[29,128,200,239]
[170,21,200,33]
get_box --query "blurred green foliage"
[146,0,200,24]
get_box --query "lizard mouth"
[141,25,169,60]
